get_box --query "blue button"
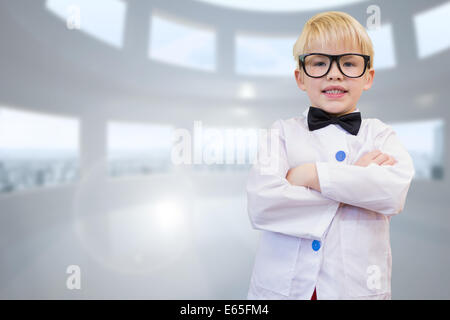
[335,150,346,162]
[312,240,321,251]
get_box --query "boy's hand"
[286,163,321,192]
[354,150,397,167]
[286,164,345,207]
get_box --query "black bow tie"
[307,106,362,136]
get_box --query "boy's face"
[294,41,374,117]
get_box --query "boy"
[246,11,415,300]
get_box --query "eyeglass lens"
[303,54,366,77]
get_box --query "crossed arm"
[286,150,397,193]
[246,119,415,240]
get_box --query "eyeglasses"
[299,53,370,78]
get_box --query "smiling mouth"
[322,89,348,94]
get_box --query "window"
[390,119,444,180]
[235,33,296,76]
[0,107,80,193]
[107,121,174,177]
[414,2,450,59]
[46,0,127,48]
[194,0,368,12]
[149,12,216,71]
[367,24,396,70]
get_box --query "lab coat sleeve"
[315,122,415,216]
[246,119,340,240]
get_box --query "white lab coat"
[246,107,415,300]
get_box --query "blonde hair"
[293,11,374,70]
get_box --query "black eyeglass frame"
[299,53,371,78]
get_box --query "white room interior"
[0,0,449,299]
